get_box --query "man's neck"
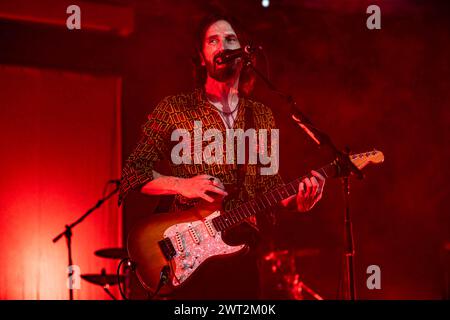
[204,76,239,111]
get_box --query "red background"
[0,65,123,299]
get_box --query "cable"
[146,265,171,300]
[117,258,162,300]
[117,258,129,300]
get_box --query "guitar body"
[127,200,247,295]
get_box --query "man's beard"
[205,58,241,82]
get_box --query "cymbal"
[81,274,125,286]
[94,248,128,259]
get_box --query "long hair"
[192,13,256,97]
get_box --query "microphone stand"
[52,181,120,300]
[101,268,118,300]
[244,57,363,300]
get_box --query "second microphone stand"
[52,181,120,300]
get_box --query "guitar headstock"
[350,149,385,170]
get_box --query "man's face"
[201,20,242,82]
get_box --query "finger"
[216,180,225,189]
[198,174,214,180]
[311,176,319,196]
[311,171,325,194]
[201,175,220,183]
[205,185,228,196]
[208,176,224,188]
[213,176,224,187]
[200,193,215,203]
[298,182,305,196]
[203,177,224,189]
[303,178,312,198]
[311,170,326,185]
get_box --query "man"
[119,14,325,299]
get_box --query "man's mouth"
[213,54,224,66]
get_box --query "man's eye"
[209,39,218,44]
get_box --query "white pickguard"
[163,210,245,286]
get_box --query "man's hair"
[192,13,256,96]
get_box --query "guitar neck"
[211,162,336,233]
[210,149,384,233]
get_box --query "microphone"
[214,45,262,65]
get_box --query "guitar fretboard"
[211,161,338,232]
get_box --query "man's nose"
[217,39,226,51]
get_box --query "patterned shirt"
[119,88,284,225]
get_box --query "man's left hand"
[295,170,326,212]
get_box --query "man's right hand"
[174,174,228,203]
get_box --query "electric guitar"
[127,150,384,295]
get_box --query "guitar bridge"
[158,237,176,260]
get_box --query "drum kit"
[262,247,324,300]
[80,247,128,300]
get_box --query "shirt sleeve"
[118,97,174,206]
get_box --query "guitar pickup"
[188,225,200,244]
[158,237,176,260]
